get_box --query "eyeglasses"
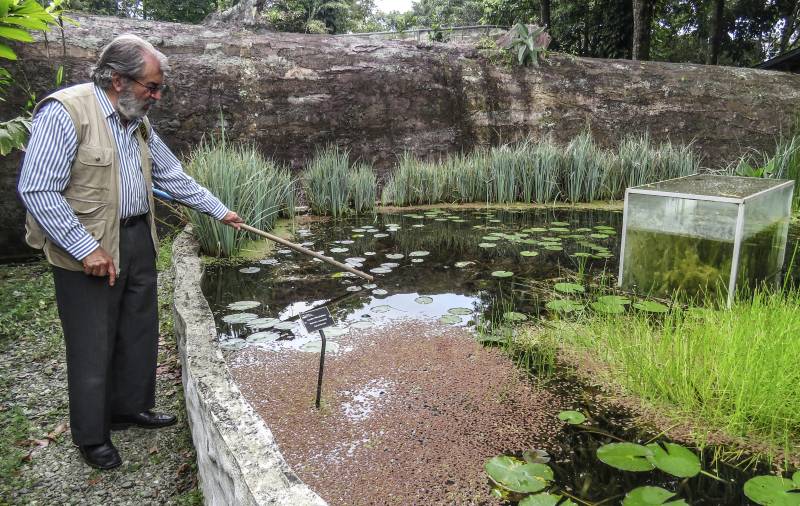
[127,76,168,95]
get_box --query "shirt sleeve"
[148,129,229,220]
[17,101,99,261]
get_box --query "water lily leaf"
[503,311,528,321]
[411,259,424,263]
[484,456,552,493]
[273,321,298,331]
[258,258,279,265]
[478,242,497,248]
[374,233,389,238]
[362,284,377,289]
[591,301,626,314]
[455,261,475,268]
[645,443,701,478]
[524,227,547,233]
[300,341,341,353]
[597,295,631,306]
[545,299,584,313]
[386,253,405,259]
[228,300,261,310]
[743,475,800,505]
[481,236,501,241]
[322,326,348,337]
[544,244,563,251]
[448,307,473,315]
[572,252,592,258]
[247,317,279,329]
[346,286,362,292]
[590,233,609,239]
[520,250,540,257]
[372,305,392,313]
[219,338,246,350]
[596,443,655,472]
[222,313,258,324]
[370,267,392,274]
[239,267,260,274]
[520,494,577,506]
[350,320,374,329]
[491,271,514,278]
[522,449,551,464]
[551,221,570,226]
[415,296,434,304]
[364,251,376,255]
[346,257,366,263]
[549,227,570,233]
[554,282,584,294]
[247,331,280,343]
[372,289,388,296]
[439,315,462,324]
[409,250,430,257]
[633,300,669,313]
[329,247,349,253]
[623,486,688,506]
[381,262,400,268]
[558,410,586,424]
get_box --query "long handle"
[239,224,374,281]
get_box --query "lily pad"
[300,341,341,353]
[350,320,374,329]
[439,315,462,324]
[258,258,279,265]
[503,311,528,321]
[372,305,392,313]
[411,258,424,263]
[222,313,258,324]
[364,251,376,256]
[227,300,261,310]
[409,250,430,257]
[219,338,246,350]
[591,301,626,314]
[558,410,586,425]
[322,326,348,337]
[362,283,377,289]
[484,456,553,494]
[247,317,279,329]
[273,321,298,331]
[481,236,501,241]
[633,300,670,313]
[247,331,280,343]
[623,486,688,506]
[522,449,551,465]
[491,271,514,278]
[373,233,388,238]
[478,243,497,248]
[447,307,473,315]
[370,267,392,274]
[743,475,800,505]
[545,299,584,313]
[372,289,388,296]
[597,295,631,306]
[645,442,701,478]
[554,282,585,294]
[346,286,362,292]
[544,244,563,251]
[386,253,405,259]
[520,250,540,257]
[345,257,366,263]
[551,221,570,226]
[597,443,655,472]
[239,267,261,274]
[455,261,475,268]
[415,296,434,304]
[329,247,349,253]
[520,494,577,506]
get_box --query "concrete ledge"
[171,229,326,506]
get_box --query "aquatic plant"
[185,138,294,257]
[348,162,377,214]
[489,145,519,204]
[564,132,606,203]
[302,144,351,218]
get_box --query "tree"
[706,0,724,64]
[631,0,655,60]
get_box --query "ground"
[0,260,201,505]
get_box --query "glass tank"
[619,174,794,307]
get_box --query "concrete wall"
[171,229,326,506]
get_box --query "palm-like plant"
[499,23,551,67]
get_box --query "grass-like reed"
[348,162,377,214]
[185,138,294,257]
[302,144,351,218]
[548,286,800,456]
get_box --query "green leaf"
[558,410,586,424]
[0,41,17,59]
[591,301,625,314]
[520,494,578,506]
[553,282,584,294]
[597,295,631,305]
[491,270,514,278]
[522,449,550,464]
[632,300,669,313]
[743,475,800,505]
[623,486,688,505]
[645,442,701,478]
[0,0,9,18]
[545,299,583,313]
[484,456,552,493]
[13,0,49,16]
[0,25,34,42]
[1,15,47,30]
[596,442,655,472]
[55,64,63,86]
[503,311,527,321]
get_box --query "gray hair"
[91,34,170,88]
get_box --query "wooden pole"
[239,224,374,281]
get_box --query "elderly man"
[18,34,243,470]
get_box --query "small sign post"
[300,305,335,409]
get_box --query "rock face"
[3,13,800,258]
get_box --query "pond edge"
[172,227,326,506]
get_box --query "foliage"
[499,22,550,66]
[347,161,376,214]
[301,145,375,217]
[185,137,295,257]
[732,135,800,210]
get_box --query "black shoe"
[78,440,122,470]
[111,410,177,430]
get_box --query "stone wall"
[3,13,800,259]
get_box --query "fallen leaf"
[148,446,159,455]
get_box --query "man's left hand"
[221,211,244,229]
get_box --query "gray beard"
[117,87,154,121]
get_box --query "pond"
[201,207,792,505]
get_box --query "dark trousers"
[52,218,158,446]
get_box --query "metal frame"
[726,203,747,308]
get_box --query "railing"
[340,24,509,43]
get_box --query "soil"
[229,320,570,505]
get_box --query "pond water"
[202,207,797,505]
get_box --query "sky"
[373,0,415,13]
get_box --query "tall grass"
[564,132,605,202]
[302,145,351,218]
[554,287,800,454]
[185,138,294,257]
[730,135,800,209]
[348,162,377,214]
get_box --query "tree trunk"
[707,0,725,65]
[539,0,551,29]
[778,0,799,54]
[631,0,654,60]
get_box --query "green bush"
[185,138,294,257]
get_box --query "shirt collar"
[93,83,143,130]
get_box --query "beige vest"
[24,83,159,272]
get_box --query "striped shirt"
[18,84,229,261]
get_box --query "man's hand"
[221,211,244,230]
[82,247,117,286]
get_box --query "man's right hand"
[82,247,117,286]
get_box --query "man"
[18,34,243,470]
